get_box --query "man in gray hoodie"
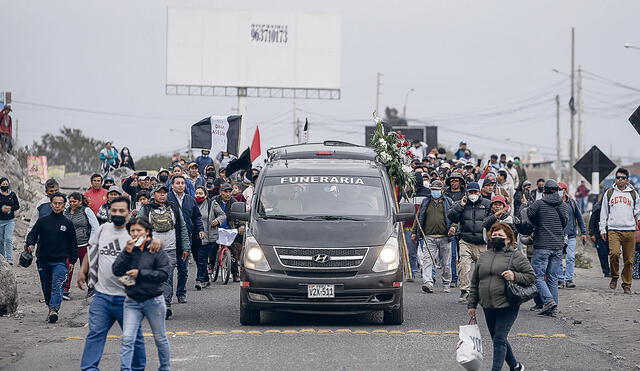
[599,168,640,294]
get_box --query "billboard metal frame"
[165,84,340,100]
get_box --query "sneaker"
[565,281,576,289]
[202,281,211,289]
[8,262,13,266]
[233,276,241,282]
[623,286,632,295]
[165,308,172,320]
[458,290,468,303]
[443,287,451,293]
[450,281,458,288]
[62,293,71,301]
[47,308,59,323]
[195,282,202,291]
[529,304,543,311]
[86,288,95,299]
[557,281,565,289]
[421,284,434,293]
[609,278,618,290]
[537,301,557,316]
[406,278,415,283]
[177,296,187,304]
[512,362,525,371]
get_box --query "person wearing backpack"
[194,186,226,289]
[62,192,99,300]
[139,184,190,319]
[558,182,587,289]
[599,168,640,294]
[588,192,610,277]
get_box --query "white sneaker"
[443,287,451,293]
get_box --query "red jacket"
[0,113,11,135]
[84,188,108,215]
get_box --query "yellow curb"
[247,331,262,335]
[335,329,352,333]
[407,330,423,334]
[424,331,441,335]
[299,329,316,333]
[388,331,405,334]
[443,331,459,335]
[551,334,568,338]
[516,333,531,337]
[532,334,547,338]
[282,330,298,334]
[174,331,191,336]
[143,333,153,337]
[372,330,388,334]
[193,330,210,335]
[210,331,226,335]
[230,330,246,334]
[264,330,281,334]
[165,332,175,336]
[106,335,120,339]
[317,329,333,334]
[353,330,369,334]
[65,336,84,341]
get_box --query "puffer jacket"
[448,198,492,244]
[197,198,227,244]
[468,245,536,309]
[526,192,568,250]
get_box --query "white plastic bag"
[456,318,483,371]
[216,228,238,246]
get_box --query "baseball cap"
[107,186,122,195]
[220,183,233,192]
[558,182,569,190]
[430,180,444,190]
[158,168,169,175]
[188,162,198,169]
[491,195,508,207]
[151,184,169,194]
[467,182,480,192]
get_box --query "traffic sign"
[573,145,616,184]
[630,105,640,136]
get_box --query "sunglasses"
[616,176,628,180]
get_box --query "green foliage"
[135,154,172,172]
[26,127,106,174]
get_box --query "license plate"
[307,284,335,298]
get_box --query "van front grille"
[275,247,368,269]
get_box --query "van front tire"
[383,291,403,325]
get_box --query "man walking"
[527,180,568,316]
[558,182,587,288]
[84,174,108,215]
[27,179,60,234]
[411,180,454,294]
[25,192,78,323]
[599,168,640,294]
[448,182,492,303]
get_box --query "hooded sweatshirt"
[526,192,568,250]
[599,185,640,232]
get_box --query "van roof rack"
[266,142,376,162]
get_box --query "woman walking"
[467,222,535,371]
[63,192,99,299]
[0,177,19,265]
[194,186,226,290]
[119,147,136,170]
[113,216,171,371]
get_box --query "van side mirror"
[394,203,415,222]
[230,202,249,221]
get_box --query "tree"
[26,127,106,174]
[135,154,172,171]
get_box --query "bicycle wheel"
[222,249,232,285]
[212,260,220,282]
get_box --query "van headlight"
[372,236,400,272]
[243,236,270,272]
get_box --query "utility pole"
[375,72,383,114]
[292,100,298,144]
[577,65,583,158]
[556,95,561,180]
[569,27,576,186]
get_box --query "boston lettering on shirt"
[280,176,365,185]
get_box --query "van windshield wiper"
[303,215,365,221]
[259,214,305,220]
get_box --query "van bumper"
[240,269,403,314]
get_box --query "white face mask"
[468,194,480,203]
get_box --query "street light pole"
[624,43,640,50]
[569,27,576,186]
[402,88,415,119]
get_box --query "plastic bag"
[216,228,238,246]
[456,318,483,371]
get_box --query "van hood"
[251,219,394,247]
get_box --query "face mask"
[206,171,215,177]
[111,215,126,227]
[431,190,442,199]
[158,175,169,183]
[507,163,513,168]
[0,186,8,192]
[537,186,543,192]
[195,196,206,204]
[468,194,480,203]
[490,237,506,250]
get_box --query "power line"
[581,70,640,93]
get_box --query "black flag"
[190,115,243,156]
[302,118,309,143]
[225,147,252,176]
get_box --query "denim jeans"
[450,238,459,283]
[594,237,610,276]
[403,230,419,277]
[36,261,68,309]
[531,248,562,305]
[81,291,146,371]
[163,249,178,308]
[197,243,215,282]
[176,252,188,298]
[559,237,577,282]
[483,306,519,371]
[122,296,171,371]
[0,218,15,264]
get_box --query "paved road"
[10,268,626,371]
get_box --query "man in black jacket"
[526,179,568,316]
[25,192,78,323]
[448,182,492,303]
[589,193,610,277]
[122,173,151,209]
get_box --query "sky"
[2,0,639,165]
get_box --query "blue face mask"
[431,190,442,199]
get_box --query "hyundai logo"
[312,254,331,263]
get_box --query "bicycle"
[211,244,232,284]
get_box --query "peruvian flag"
[250,127,261,162]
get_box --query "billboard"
[166,8,341,90]
[27,156,48,182]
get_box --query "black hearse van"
[230,141,414,325]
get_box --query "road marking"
[63,329,569,340]
[143,333,153,337]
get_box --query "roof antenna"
[284,149,289,168]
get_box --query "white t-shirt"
[89,223,128,297]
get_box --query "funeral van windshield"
[256,176,387,219]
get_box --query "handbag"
[505,251,537,305]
